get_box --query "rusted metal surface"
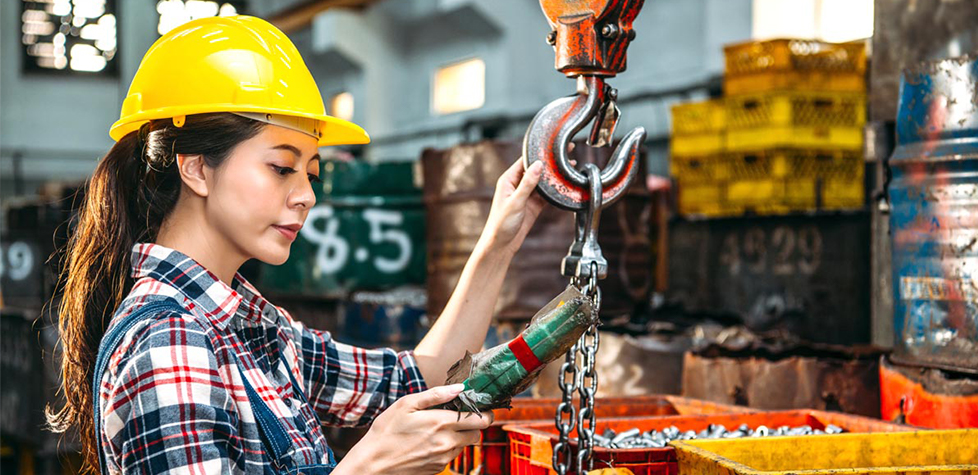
[666,213,871,345]
[591,331,689,396]
[682,340,886,418]
[539,0,644,77]
[888,54,978,374]
[870,0,978,121]
[422,140,651,322]
[525,0,646,225]
[495,328,688,399]
[866,121,897,348]
[880,355,978,428]
[523,76,644,212]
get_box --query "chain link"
[576,266,601,472]
[553,340,579,475]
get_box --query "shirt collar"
[130,243,268,330]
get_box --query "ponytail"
[47,113,265,472]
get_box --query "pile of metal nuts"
[588,424,846,449]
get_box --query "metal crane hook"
[522,75,646,211]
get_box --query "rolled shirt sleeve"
[288,317,428,427]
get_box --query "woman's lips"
[273,225,299,241]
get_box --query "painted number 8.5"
[300,206,413,276]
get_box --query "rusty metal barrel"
[422,140,651,322]
[888,54,978,374]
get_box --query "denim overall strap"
[92,297,186,475]
[282,362,337,467]
[231,352,336,474]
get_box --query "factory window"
[21,0,118,75]
[330,92,355,122]
[752,0,874,42]
[157,0,242,36]
[432,58,485,115]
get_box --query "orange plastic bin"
[447,395,751,475]
[504,409,910,475]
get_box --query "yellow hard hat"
[109,15,369,146]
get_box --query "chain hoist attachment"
[539,0,645,77]
[531,2,647,474]
[561,164,608,280]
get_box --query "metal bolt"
[546,30,557,45]
[601,23,619,39]
[611,428,640,445]
[592,423,845,449]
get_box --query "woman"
[47,15,546,474]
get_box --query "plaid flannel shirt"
[97,243,427,474]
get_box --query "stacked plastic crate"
[671,39,867,216]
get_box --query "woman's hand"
[336,384,494,475]
[478,158,547,256]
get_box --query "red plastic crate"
[503,409,910,475]
[447,395,751,475]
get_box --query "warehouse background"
[3,0,880,207]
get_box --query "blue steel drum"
[889,54,978,373]
[338,287,428,351]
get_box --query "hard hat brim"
[109,105,370,147]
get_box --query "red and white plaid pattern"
[97,243,427,473]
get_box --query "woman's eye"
[272,165,296,176]
[308,173,322,184]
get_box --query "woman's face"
[207,124,320,266]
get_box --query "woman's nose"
[289,179,316,209]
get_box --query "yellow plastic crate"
[727,148,862,179]
[672,132,726,155]
[784,178,818,209]
[678,183,726,217]
[671,155,729,184]
[725,91,865,152]
[725,179,799,216]
[724,38,867,95]
[727,125,863,152]
[672,99,726,135]
[787,148,863,177]
[671,429,978,475]
[725,70,866,96]
[822,177,864,209]
[726,91,866,129]
[676,148,865,216]
[726,152,790,180]
[727,179,783,205]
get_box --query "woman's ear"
[176,153,209,197]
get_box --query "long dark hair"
[47,113,266,472]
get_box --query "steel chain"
[553,339,579,475]
[576,266,601,472]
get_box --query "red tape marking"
[507,334,543,373]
